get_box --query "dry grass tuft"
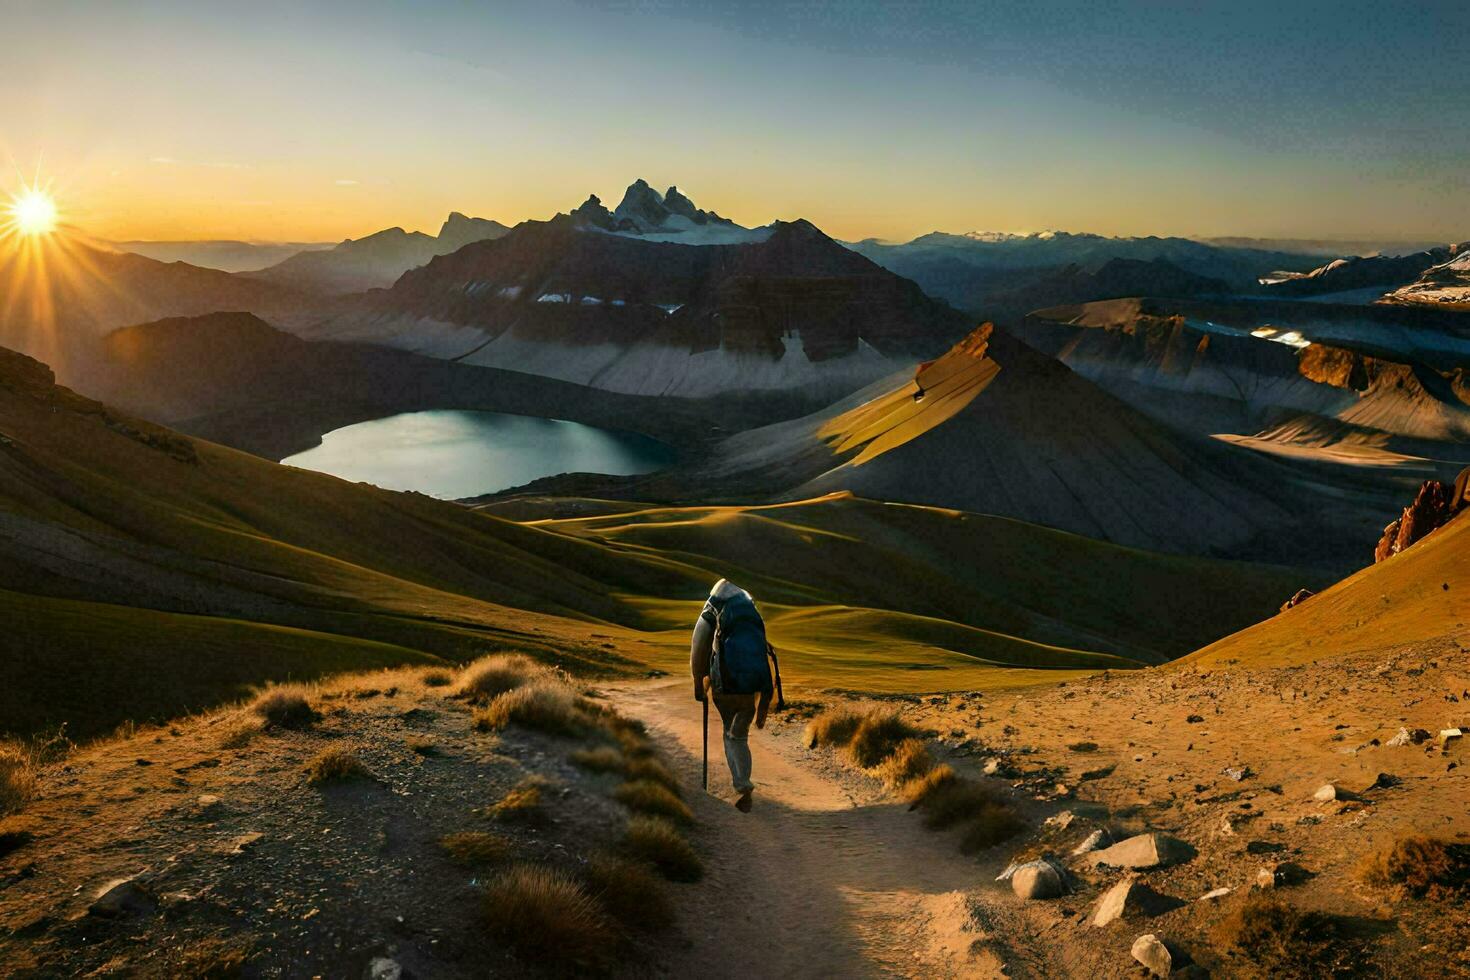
[917,778,1008,830]
[582,853,674,932]
[440,831,512,866]
[624,756,681,795]
[250,685,317,729]
[481,864,615,967]
[899,764,957,806]
[420,668,455,688]
[1217,895,1365,978]
[0,742,38,816]
[957,802,1026,854]
[569,746,625,774]
[846,711,923,768]
[216,712,267,749]
[804,708,863,749]
[473,682,588,737]
[491,775,551,824]
[623,815,703,882]
[1359,835,1470,899]
[304,745,375,785]
[458,654,550,702]
[614,779,692,824]
[875,738,934,787]
[174,938,250,978]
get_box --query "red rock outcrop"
[1374,466,1470,562]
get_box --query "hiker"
[691,578,783,812]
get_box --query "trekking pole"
[701,678,710,792]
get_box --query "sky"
[3,0,1468,244]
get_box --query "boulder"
[1072,828,1114,856]
[1255,861,1311,889]
[1131,934,1173,977]
[1010,860,1064,900]
[1089,832,1195,870]
[1280,588,1314,612]
[365,958,403,980]
[1092,878,1177,926]
[1313,783,1342,802]
[1375,475,1463,562]
[89,878,156,918]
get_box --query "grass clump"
[481,865,615,968]
[1217,895,1365,979]
[846,711,923,768]
[623,815,703,882]
[917,778,1009,830]
[216,712,267,749]
[569,746,625,774]
[875,738,934,788]
[473,682,589,737]
[1359,835,1470,899]
[490,775,551,824]
[250,685,317,729]
[804,708,863,749]
[582,852,674,932]
[0,741,37,816]
[304,745,375,785]
[624,756,681,795]
[173,938,250,978]
[614,779,693,824]
[440,831,512,867]
[458,654,550,702]
[420,668,454,688]
[900,764,957,807]
[957,802,1026,854]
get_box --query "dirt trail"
[610,679,1035,979]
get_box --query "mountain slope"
[290,215,970,400]
[108,239,335,272]
[248,213,511,293]
[0,343,1308,734]
[1261,247,1452,299]
[1383,246,1470,308]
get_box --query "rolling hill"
[0,342,1310,735]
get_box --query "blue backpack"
[707,592,785,708]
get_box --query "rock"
[1280,588,1315,612]
[1440,728,1464,748]
[1369,772,1400,790]
[1089,832,1196,870]
[1245,840,1286,855]
[1131,933,1173,977]
[365,958,403,980]
[221,832,264,856]
[1010,860,1064,900]
[196,794,221,807]
[1385,727,1431,747]
[89,878,156,918]
[1375,475,1463,562]
[1256,861,1311,888]
[1198,886,1232,902]
[1314,783,1342,802]
[1186,714,1205,724]
[1092,878,1176,926]
[1072,828,1114,856]
[1222,766,1251,781]
[1044,810,1075,830]
[982,757,1014,777]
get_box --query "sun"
[7,188,58,236]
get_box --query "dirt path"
[609,680,1034,979]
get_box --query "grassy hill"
[0,344,1316,736]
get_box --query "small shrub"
[917,778,1006,830]
[440,831,512,866]
[846,711,922,768]
[613,726,657,759]
[304,745,375,785]
[1217,895,1365,978]
[481,865,615,967]
[420,668,454,688]
[0,742,37,816]
[582,852,674,932]
[1359,835,1470,899]
[804,708,863,749]
[458,654,550,702]
[614,780,693,824]
[900,764,957,806]
[474,682,588,737]
[491,776,550,824]
[957,802,1026,854]
[216,712,266,749]
[623,815,703,882]
[569,746,625,774]
[250,685,317,729]
[624,756,681,795]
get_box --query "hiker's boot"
[735,788,754,812]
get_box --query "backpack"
[707,592,785,709]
